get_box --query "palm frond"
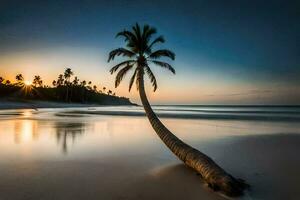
[116,30,137,42]
[142,25,156,41]
[145,65,158,92]
[131,23,143,53]
[151,60,176,74]
[142,24,150,38]
[116,30,138,49]
[115,64,133,88]
[148,49,175,60]
[129,68,138,92]
[146,36,165,54]
[108,48,136,62]
[142,25,157,53]
[132,23,142,41]
[109,60,136,74]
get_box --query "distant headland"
[0,68,135,109]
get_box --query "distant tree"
[0,77,4,84]
[73,76,79,86]
[108,90,112,95]
[4,80,11,85]
[113,92,116,96]
[103,87,106,92]
[64,68,74,83]
[33,75,43,87]
[80,80,87,102]
[93,85,97,92]
[15,74,24,85]
[80,80,86,87]
[52,80,57,87]
[64,68,74,102]
[57,74,64,86]
[86,81,92,90]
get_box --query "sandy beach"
[0,106,300,200]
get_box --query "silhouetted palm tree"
[33,75,43,87]
[52,80,57,87]
[64,68,73,101]
[15,74,24,85]
[80,80,86,87]
[108,23,247,197]
[85,81,91,90]
[103,87,106,92]
[57,74,64,86]
[93,85,97,92]
[73,76,79,86]
[0,77,4,84]
[80,80,87,102]
[5,80,11,85]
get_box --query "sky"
[0,0,299,105]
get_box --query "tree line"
[0,68,132,105]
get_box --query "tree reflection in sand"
[54,122,87,153]
[11,118,89,154]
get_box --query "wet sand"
[0,109,300,200]
[1,134,300,200]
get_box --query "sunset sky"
[0,0,299,104]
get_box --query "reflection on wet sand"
[55,122,86,153]
[13,120,38,144]
[11,118,89,154]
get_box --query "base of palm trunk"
[185,147,249,197]
[204,173,248,197]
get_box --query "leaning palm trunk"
[138,71,247,197]
[108,23,248,197]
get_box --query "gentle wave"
[60,107,300,121]
[1,105,299,121]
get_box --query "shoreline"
[59,110,300,122]
[0,99,137,110]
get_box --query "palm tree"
[33,75,43,87]
[93,85,97,92]
[64,68,74,102]
[103,87,106,92]
[52,80,57,87]
[57,74,64,86]
[5,80,11,85]
[0,77,4,84]
[80,80,87,102]
[80,80,86,87]
[73,76,79,86]
[15,74,24,85]
[87,81,92,90]
[108,23,247,197]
